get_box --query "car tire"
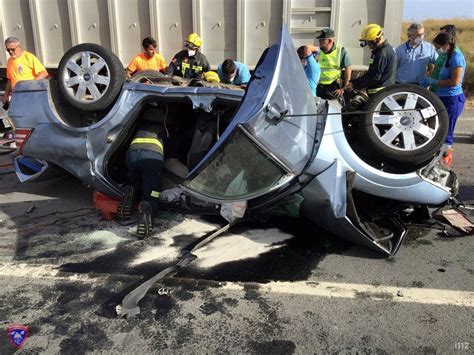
[58,43,125,111]
[129,70,167,83]
[358,84,449,169]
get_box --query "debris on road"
[441,209,474,234]
[117,222,236,318]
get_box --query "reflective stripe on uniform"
[367,87,384,94]
[181,62,203,76]
[150,190,161,198]
[131,138,164,152]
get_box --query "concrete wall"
[0,0,404,70]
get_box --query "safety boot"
[137,201,153,239]
[442,148,453,166]
[117,185,134,220]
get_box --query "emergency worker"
[217,59,251,87]
[297,45,320,97]
[2,37,48,106]
[165,33,210,79]
[429,24,463,94]
[420,32,466,166]
[203,71,220,83]
[395,22,437,84]
[346,24,396,107]
[315,28,352,100]
[126,37,167,78]
[117,109,166,238]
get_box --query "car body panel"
[306,101,452,205]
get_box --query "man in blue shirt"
[217,59,251,87]
[395,22,437,84]
[297,45,321,97]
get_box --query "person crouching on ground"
[117,110,166,238]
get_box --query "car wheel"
[129,69,167,83]
[359,84,448,169]
[58,43,125,111]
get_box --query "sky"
[403,0,474,20]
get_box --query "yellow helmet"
[203,71,220,83]
[360,23,383,41]
[185,33,202,48]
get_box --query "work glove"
[419,77,438,88]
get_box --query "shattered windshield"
[184,128,289,200]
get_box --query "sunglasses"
[5,46,18,53]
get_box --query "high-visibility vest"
[318,46,342,85]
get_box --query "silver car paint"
[307,101,451,205]
[7,24,455,256]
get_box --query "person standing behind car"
[420,32,466,166]
[395,22,437,84]
[126,37,167,78]
[117,114,166,239]
[2,37,48,106]
[345,24,396,108]
[430,24,462,94]
[164,33,210,79]
[217,59,251,87]
[315,28,352,100]
[297,45,321,97]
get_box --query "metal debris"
[441,209,474,234]
[117,222,235,318]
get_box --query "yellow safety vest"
[319,46,342,85]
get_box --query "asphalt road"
[0,111,473,354]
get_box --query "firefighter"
[203,71,220,83]
[164,33,210,79]
[345,24,396,109]
[117,109,165,239]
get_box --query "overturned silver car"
[7,26,457,256]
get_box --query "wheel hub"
[83,72,92,82]
[400,116,411,126]
[395,112,417,131]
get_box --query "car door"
[183,24,320,202]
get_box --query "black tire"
[358,84,448,169]
[129,69,167,83]
[58,43,125,111]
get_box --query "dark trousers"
[439,94,466,146]
[316,81,341,100]
[126,149,164,213]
